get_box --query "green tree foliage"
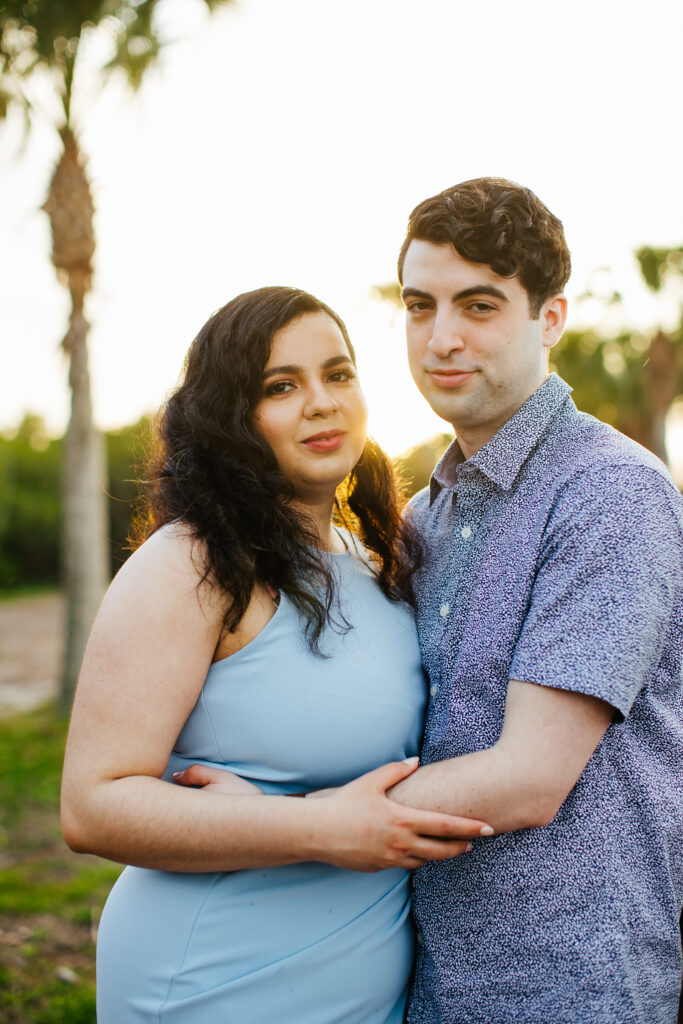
[551,247,683,464]
[549,326,653,447]
[0,414,149,591]
[0,416,61,588]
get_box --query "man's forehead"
[401,238,514,290]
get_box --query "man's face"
[401,240,566,457]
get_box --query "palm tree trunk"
[59,273,109,714]
[645,330,677,467]
[43,128,109,714]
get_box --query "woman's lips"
[302,430,345,452]
[428,370,475,388]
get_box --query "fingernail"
[403,756,419,765]
[172,771,182,778]
[465,842,473,852]
[480,825,494,836]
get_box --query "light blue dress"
[96,546,426,1023]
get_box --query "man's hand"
[173,764,264,797]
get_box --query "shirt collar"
[430,374,573,502]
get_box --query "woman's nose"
[304,382,338,417]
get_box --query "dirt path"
[0,592,63,715]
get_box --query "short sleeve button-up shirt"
[407,374,683,1024]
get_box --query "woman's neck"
[291,495,345,553]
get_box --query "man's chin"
[422,389,478,429]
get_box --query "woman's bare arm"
[61,526,490,873]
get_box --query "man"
[176,178,683,1021]
[387,177,683,1023]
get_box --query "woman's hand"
[173,765,264,797]
[309,757,493,872]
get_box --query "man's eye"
[469,302,495,313]
[406,302,431,314]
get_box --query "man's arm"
[389,679,613,829]
[393,462,682,829]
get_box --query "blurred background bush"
[0,414,150,592]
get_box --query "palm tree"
[0,0,229,713]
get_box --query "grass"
[0,706,121,1023]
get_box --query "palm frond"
[0,0,235,120]
[103,1,162,90]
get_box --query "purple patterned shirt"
[407,374,683,1024]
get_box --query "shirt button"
[461,525,472,539]
[430,684,439,697]
[439,603,449,617]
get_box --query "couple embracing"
[61,178,683,1024]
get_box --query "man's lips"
[301,430,346,451]
[427,369,475,388]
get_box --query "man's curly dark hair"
[132,287,421,653]
[397,177,571,318]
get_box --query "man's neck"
[455,374,550,460]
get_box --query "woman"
[61,287,488,1024]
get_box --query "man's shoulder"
[531,413,683,562]
[545,410,682,509]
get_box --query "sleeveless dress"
[96,546,426,1024]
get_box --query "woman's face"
[253,311,368,504]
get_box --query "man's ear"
[540,295,567,352]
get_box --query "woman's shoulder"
[119,520,200,577]
[111,522,226,618]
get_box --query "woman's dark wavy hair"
[132,286,422,653]
[397,177,571,318]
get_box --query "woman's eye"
[327,369,355,383]
[264,380,294,396]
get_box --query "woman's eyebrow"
[263,363,300,380]
[263,355,352,380]
[320,355,353,369]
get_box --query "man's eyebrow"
[453,285,509,303]
[401,287,432,303]
[400,285,510,303]
[263,354,352,380]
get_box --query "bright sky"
[2,0,683,459]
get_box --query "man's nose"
[428,311,465,359]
